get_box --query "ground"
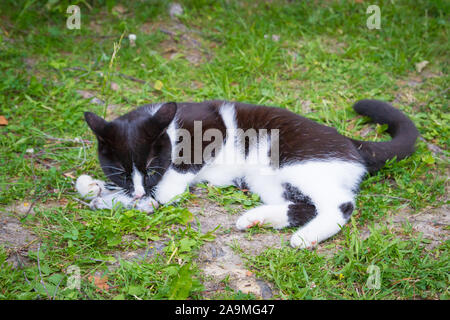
[0,1,448,300]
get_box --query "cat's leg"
[285,176,356,248]
[235,184,357,248]
[76,175,107,200]
[290,199,355,248]
[244,174,285,205]
[235,204,290,230]
[154,168,196,204]
[89,191,132,210]
[234,171,292,229]
[278,160,365,248]
[235,168,322,230]
[135,197,160,212]
[89,191,159,213]
[235,199,317,230]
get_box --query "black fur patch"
[282,183,317,227]
[282,183,313,204]
[287,202,317,227]
[339,202,354,219]
[233,177,249,190]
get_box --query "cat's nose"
[133,192,145,200]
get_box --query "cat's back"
[128,101,361,164]
[178,100,362,163]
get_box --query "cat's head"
[84,102,177,198]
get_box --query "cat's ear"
[84,112,108,140]
[153,102,177,130]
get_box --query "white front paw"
[236,212,265,230]
[76,175,105,200]
[135,197,159,213]
[89,197,110,210]
[290,232,318,249]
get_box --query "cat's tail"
[349,99,419,173]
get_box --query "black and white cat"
[77,99,418,248]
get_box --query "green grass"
[0,0,448,300]
[243,219,449,299]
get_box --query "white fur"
[236,204,290,230]
[75,174,105,200]
[89,192,158,213]
[219,102,236,132]
[154,169,195,204]
[145,103,164,116]
[132,165,145,198]
[166,114,178,160]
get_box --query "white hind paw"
[290,232,319,249]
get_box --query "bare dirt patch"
[361,205,450,249]
[319,36,348,55]
[189,187,284,298]
[0,209,38,268]
[391,206,450,249]
[141,21,214,66]
[1,199,72,268]
[76,89,128,120]
[394,70,445,111]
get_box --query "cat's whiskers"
[105,172,125,178]
[102,165,126,172]
[147,165,165,170]
[104,185,123,190]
